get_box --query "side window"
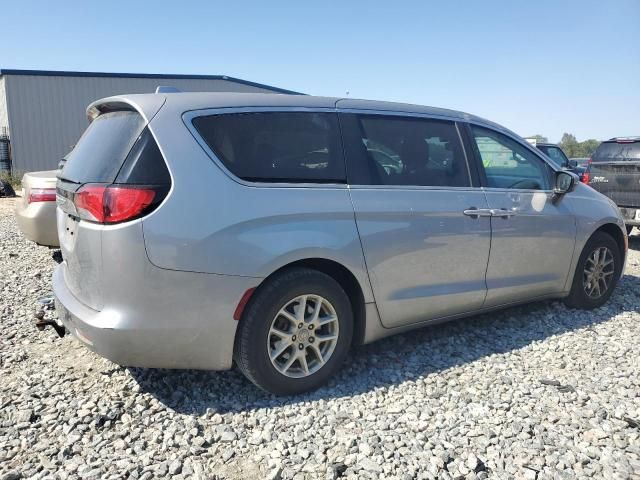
[471,126,551,190]
[192,112,345,183]
[343,114,470,187]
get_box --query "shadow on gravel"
[129,273,640,415]
[628,234,640,251]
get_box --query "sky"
[2,0,639,142]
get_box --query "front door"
[469,125,576,306]
[340,112,491,328]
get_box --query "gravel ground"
[1,196,639,480]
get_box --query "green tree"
[529,134,548,143]
[559,133,600,158]
[559,133,579,157]
[579,139,600,157]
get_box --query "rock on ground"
[1,197,639,479]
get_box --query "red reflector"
[233,287,256,321]
[28,188,57,203]
[74,184,156,224]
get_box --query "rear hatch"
[56,108,170,310]
[588,139,640,207]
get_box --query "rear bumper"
[53,262,261,370]
[15,201,59,247]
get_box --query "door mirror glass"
[554,171,575,194]
[568,159,578,168]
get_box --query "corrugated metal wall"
[3,74,280,172]
[0,77,9,136]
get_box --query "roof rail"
[609,136,640,142]
[155,86,181,93]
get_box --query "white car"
[15,170,59,247]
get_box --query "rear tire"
[564,231,622,309]
[626,225,634,235]
[0,180,16,198]
[234,268,353,395]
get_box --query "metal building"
[0,69,299,172]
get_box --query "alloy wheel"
[582,246,615,299]
[267,295,339,378]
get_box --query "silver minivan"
[54,93,627,395]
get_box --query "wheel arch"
[565,221,627,293]
[240,258,368,346]
[564,222,626,308]
[594,222,627,258]
[564,216,627,294]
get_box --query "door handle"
[463,207,494,218]
[490,208,517,218]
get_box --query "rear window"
[192,112,346,183]
[592,141,640,162]
[60,111,145,183]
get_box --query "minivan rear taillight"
[28,188,56,203]
[74,184,163,224]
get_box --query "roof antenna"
[155,86,181,93]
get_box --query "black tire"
[234,267,353,395]
[564,231,622,309]
[0,180,16,198]
[626,225,634,235]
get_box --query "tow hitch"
[34,294,66,338]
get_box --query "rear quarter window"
[192,112,346,183]
[592,142,640,162]
[60,111,145,183]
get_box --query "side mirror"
[568,159,578,168]
[552,171,577,202]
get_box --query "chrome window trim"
[347,184,483,193]
[183,105,552,192]
[335,107,464,123]
[481,187,554,194]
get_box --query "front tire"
[234,268,353,395]
[564,231,622,309]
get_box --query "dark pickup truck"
[587,137,640,234]
[535,143,587,181]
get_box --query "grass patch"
[0,171,23,190]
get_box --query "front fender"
[562,184,627,291]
